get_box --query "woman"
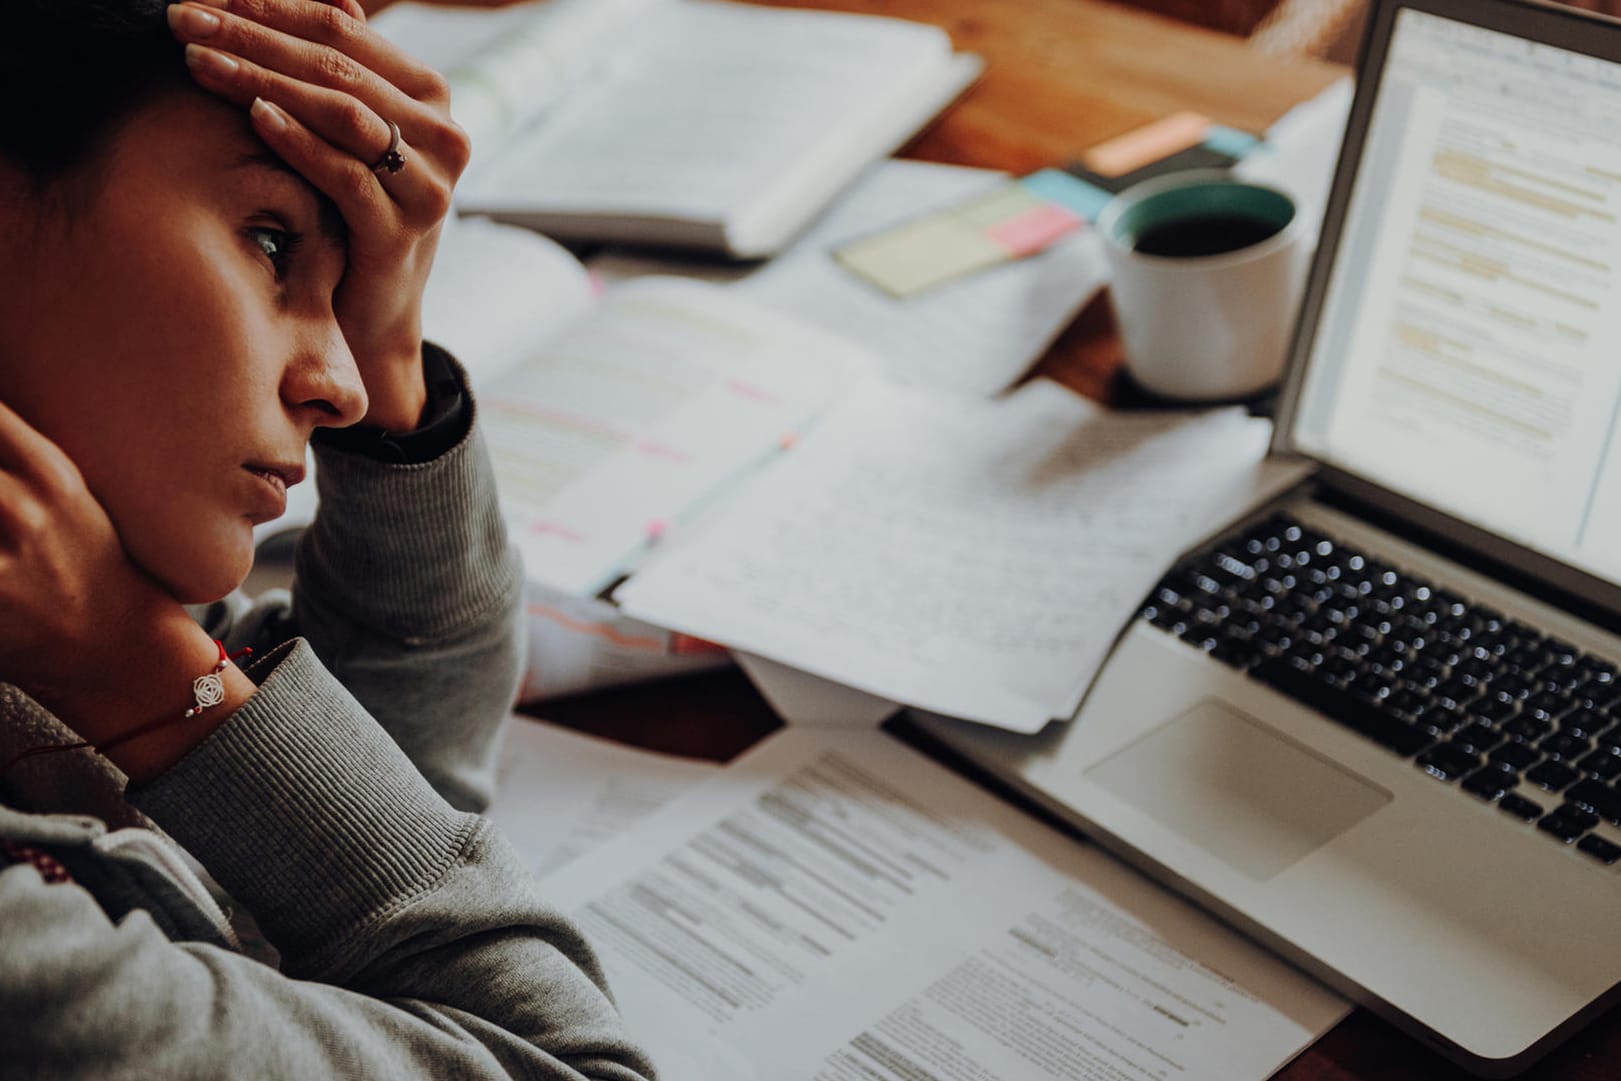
[0,1,654,1076]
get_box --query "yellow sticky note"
[834,215,1009,299]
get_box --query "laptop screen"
[1290,4,1621,591]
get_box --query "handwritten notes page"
[616,379,1275,732]
[541,726,1348,1081]
[735,159,1111,395]
[482,277,875,596]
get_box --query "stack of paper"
[539,726,1349,1080]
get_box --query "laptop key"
[1498,794,1544,821]
[1576,834,1621,865]
[1251,658,1435,756]
[1538,805,1598,843]
[1462,764,1518,801]
[1489,741,1541,771]
[1565,779,1621,824]
[1525,760,1580,792]
[1538,730,1590,761]
[1416,743,1481,781]
[1577,749,1621,781]
[1502,715,1552,742]
[1452,722,1503,755]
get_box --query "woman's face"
[0,90,365,604]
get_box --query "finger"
[187,0,437,103]
[0,468,39,541]
[187,45,455,221]
[0,399,78,496]
[169,4,425,136]
[169,4,471,182]
[245,94,403,234]
[319,0,368,24]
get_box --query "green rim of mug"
[1103,177,1295,259]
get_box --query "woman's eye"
[248,225,302,280]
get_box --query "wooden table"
[381,0,1621,1075]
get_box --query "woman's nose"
[283,331,369,429]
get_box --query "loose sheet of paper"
[736,159,1109,395]
[616,379,1275,732]
[1234,78,1354,249]
[485,714,719,880]
[541,726,1347,1081]
[481,277,875,596]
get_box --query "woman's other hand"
[168,0,472,433]
[0,399,241,761]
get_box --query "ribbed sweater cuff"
[302,398,518,639]
[129,640,476,960]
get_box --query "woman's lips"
[243,463,303,522]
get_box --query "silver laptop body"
[914,1,1621,1074]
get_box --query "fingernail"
[168,4,221,37]
[251,97,288,133]
[184,43,238,78]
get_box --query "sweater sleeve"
[204,348,525,813]
[0,640,655,1081]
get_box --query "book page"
[736,159,1110,395]
[454,1,953,247]
[421,215,596,387]
[482,277,877,596]
[540,726,1348,1081]
[370,0,667,173]
[616,380,1276,732]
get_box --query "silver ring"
[370,119,406,175]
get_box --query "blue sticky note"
[1020,168,1116,222]
[1204,124,1261,158]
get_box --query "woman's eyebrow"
[229,151,348,248]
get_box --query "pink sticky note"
[985,203,1085,257]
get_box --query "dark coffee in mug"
[1131,212,1282,258]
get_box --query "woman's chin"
[150,539,255,607]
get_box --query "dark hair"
[1,0,189,181]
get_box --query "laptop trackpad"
[1084,699,1392,881]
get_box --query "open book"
[372,0,982,257]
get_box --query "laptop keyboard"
[1139,512,1621,866]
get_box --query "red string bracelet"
[0,641,251,777]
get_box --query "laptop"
[910,0,1621,1074]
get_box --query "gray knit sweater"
[0,358,657,1080]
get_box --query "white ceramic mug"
[1097,171,1309,402]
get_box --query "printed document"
[486,714,719,879]
[541,726,1348,1081]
